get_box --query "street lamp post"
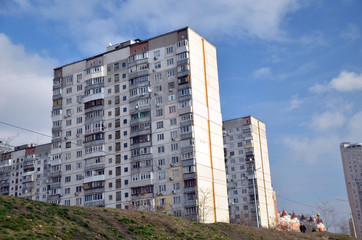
[249,157,260,228]
[336,198,357,238]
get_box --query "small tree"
[197,188,213,223]
[317,200,337,231]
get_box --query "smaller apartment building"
[0,144,51,201]
[223,116,276,228]
[340,142,362,238]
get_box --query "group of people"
[299,224,318,233]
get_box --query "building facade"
[223,116,276,228]
[340,142,362,238]
[0,144,51,201]
[50,27,229,223]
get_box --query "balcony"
[129,70,150,80]
[176,40,188,54]
[131,192,153,200]
[84,92,104,103]
[130,141,151,150]
[182,158,195,167]
[183,172,195,180]
[84,199,105,207]
[129,93,150,103]
[130,128,151,138]
[130,153,152,161]
[179,106,192,115]
[129,104,151,114]
[84,187,104,195]
[130,115,151,125]
[129,80,150,90]
[180,133,193,140]
[83,175,105,184]
[48,182,61,189]
[184,199,197,207]
[48,171,62,177]
[84,163,105,171]
[129,179,154,188]
[84,82,104,92]
[128,57,148,68]
[184,187,196,193]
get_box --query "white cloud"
[300,31,327,47]
[346,111,362,142]
[329,71,362,92]
[308,82,328,93]
[282,135,341,164]
[253,67,272,79]
[340,23,360,41]
[4,0,301,54]
[311,111,346,131]
[309,71,362,93]
[0,33,56,146]
[288,95,302,110]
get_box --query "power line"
[0,121,52,138]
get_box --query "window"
[65,188,70,194]
[76,174,82,180]
[76,162,82,169]
[167,58,174,65]
[66,142,71,148]
[66,98,72,104]
[169,106,176,113]
[159,185,166,192]
[154,50,160,57]
[166,46,173,54]
[173,182,180,190]
[157,134,164,141]
[170,131,178,139]
[65,176,71,183]
[156,109,163,117]
[158,146,165,153]
[167,70,175,77]
[66,87,72,94]
[76,117,82,124]
[65,164,71,171]
[172,170,179,177]
[155,62,161,69]
[76,151,82,158]
[171,143,178,151]
[158,171,166,179]
[156,97,162,104]
[158,159,165,166]
[156,121,163,129]
[168,95,175,102]
[154,73,162,81]
[170,118,177,126]
[77,85,83,91]
[77,74,82,81]
[173,196,181,204]
[64,200,70,205]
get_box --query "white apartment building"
[50,27,229,223]
[223,116,276,228]
[340,142,362,238]
[0,143,51,201]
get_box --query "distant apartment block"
[340,142,362,238]
[0,144,51,201]
[49,27,229,223]
[223,116,276,228]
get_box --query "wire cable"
[0,121,52,138]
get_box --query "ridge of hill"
[0,195,353,240]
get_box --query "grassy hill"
[0,195,353,240]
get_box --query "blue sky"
[1,0,362,229]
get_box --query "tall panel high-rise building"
[50,27,229,223]
[223,116,276,228]
[340,142,362,238]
